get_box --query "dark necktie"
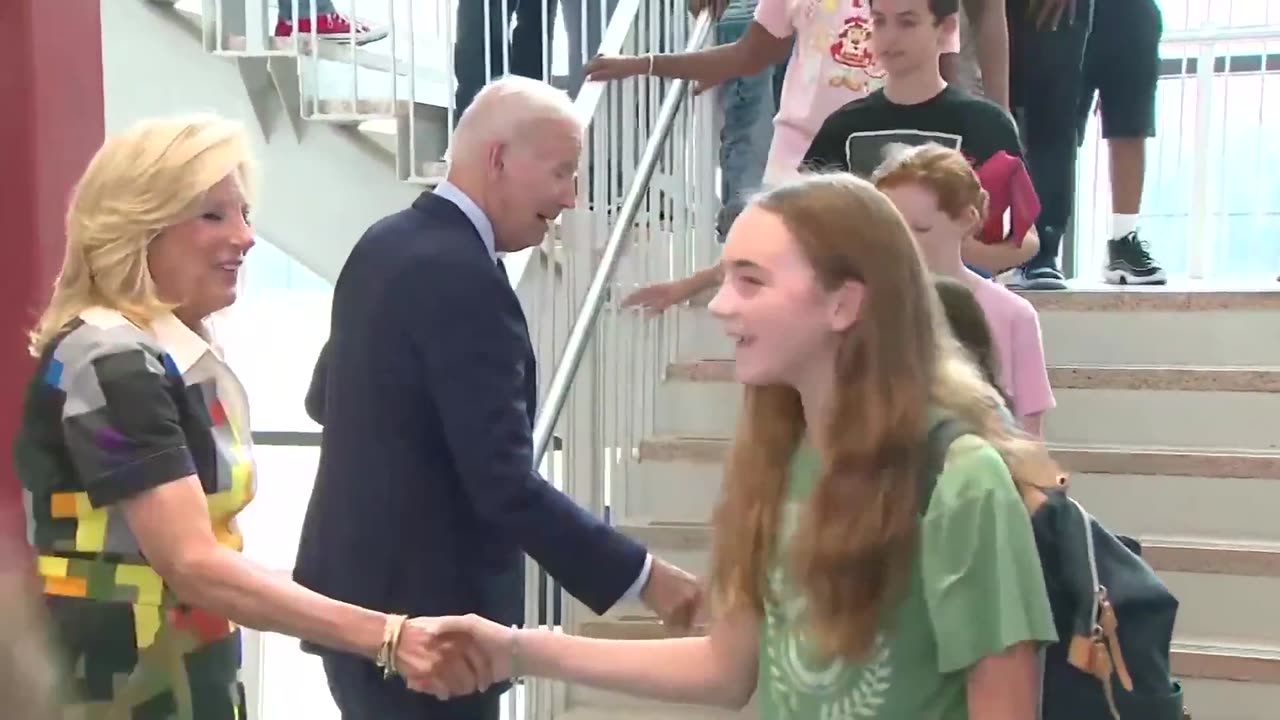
[495,256,506,279]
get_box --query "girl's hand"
[585,55,651,82]
[395,615,495,700]
[403,614,515,698]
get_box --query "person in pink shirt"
[584,0,945,183]
[874,143,1053,435]
[583,0,957,313]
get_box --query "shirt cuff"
[622,553,655,600]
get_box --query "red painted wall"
[0,0,105,559]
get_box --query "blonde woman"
[13,116,491,717]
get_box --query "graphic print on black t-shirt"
[802,87,1025,178]
[843,130,963,179]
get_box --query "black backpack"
[920,418,1189,720]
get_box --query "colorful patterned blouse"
[15,307,256,718]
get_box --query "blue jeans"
[716,22,782,239]
[278,0,336,21]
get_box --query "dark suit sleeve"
[405,256,648,615]
[305,341,329,425]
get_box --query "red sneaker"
[274,12,388,46]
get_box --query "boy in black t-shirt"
[804,0,1038,273]
[804,85,1020,177]
[615,0,1033,311]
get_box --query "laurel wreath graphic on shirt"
[766,563,894,719]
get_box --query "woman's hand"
[585,55,651,82]
[396,616,497,700]
[402,615,514,698]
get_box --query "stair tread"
[560,704,744,720]
[673,360,1280,371]
[667,360,1280,392]
[581,616,1280,657]
[687,282,1280,312]
[617,523,1280,577]
[641,435,1280,458]
[617,522,1280,548]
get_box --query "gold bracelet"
[378,614,409,680]
[388,615,410,678]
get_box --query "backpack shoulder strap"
[918,417,974,515]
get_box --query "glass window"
[218,238,332,433]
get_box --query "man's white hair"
[449,75,582,163]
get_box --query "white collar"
[80,306,215,374]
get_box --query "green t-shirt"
[757,432,1056,720]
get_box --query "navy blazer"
[293,192,647,639]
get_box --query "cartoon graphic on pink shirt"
[754,0,885,182]
[828,14,884,92]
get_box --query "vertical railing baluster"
[1188,37,1215,279]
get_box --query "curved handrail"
[524,9,716,466]
[570,0,648,126]
[531,10,714,465]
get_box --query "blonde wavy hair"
[709,173,1060,660]
[29,115,254,356]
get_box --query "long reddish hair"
[709,173,1058,661]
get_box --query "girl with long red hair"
[432,173,1059,720]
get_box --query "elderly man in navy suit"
[293,76,704,720]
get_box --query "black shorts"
[1077,0,1163,141]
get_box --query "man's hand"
[640,558,706,633]
[688,0,729,20]
[395,616,495,700]
[585,55,651,82]
[1028,0,1076,31]
[621,279,696,315]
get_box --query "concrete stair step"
[579,616,1280,683]
[638,434,1280,478]
[1018,285,1280,313]
[619,522,1280,579]
[668,359,1280,392]
[674,285,1280,367]
[573,618,1280,718]
[617,521,1280,649]
[621,435,1280,535]
[652,362,1280,451]
[559,705,748,720]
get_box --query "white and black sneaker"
[1003,263,1068,290]
[1103,232,1167,285]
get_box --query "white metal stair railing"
[517,2,719,719]
[195,0,643,187]
[187,0,699,289]
[198,0,459,183]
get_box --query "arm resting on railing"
[649,23,791,87]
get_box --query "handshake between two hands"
[389,558,706,700]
